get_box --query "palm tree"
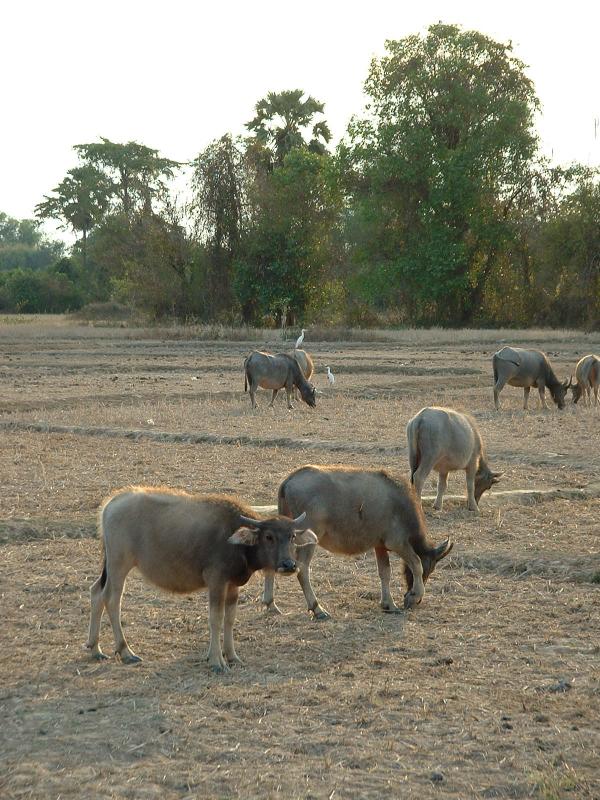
[247,89,331,167]
[36,165,112,269]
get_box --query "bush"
[0,268,84,313]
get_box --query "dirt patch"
[1,320,599,799]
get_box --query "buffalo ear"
[229,527,259,546]
[294,528,318,546]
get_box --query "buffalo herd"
[87,344,598,672]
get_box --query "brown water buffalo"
[571,354,600,406]
[86,487,316,673]
[407,406,501,513]
[492,346,570,410]
[262,465,453,619]
[244,350,316,410]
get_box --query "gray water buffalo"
[571,354,600,406]
[262,465,453,619]
[492,346,570,410]
[86,487,316,673]
[244,351,316,410]
[407,406,501,513]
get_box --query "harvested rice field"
[1,317,599,799]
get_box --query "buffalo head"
[475,466,502,503]
[229,512,317,574]
[550,377,571,409]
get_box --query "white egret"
[295,328,306,349]
[326,366,335,385]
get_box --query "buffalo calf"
[86,487,316,673]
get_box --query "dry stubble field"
[1,318,599,799]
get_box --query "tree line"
[2,24,598,327]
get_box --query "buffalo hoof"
[90,650,109,661]
[264,602,283,615]
[209,663,230,675]
[311,608,331,621]
[381,602,402,614]
[120,653,142,665]
[226,655,243,667]
[403,592,421,610]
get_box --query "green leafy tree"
[190,135,247,315]
[341,23,540,323]
[247,90,331,168]
[234,149,341,324]
[0,212,64,271]
[74,138,180,216]
[536,167,600,327]
[88,204,199,318]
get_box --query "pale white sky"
[2,0,599,236]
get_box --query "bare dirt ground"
[1,317,599,799]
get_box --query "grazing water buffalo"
[492,346,570,411]
[287,348,314,401]
[571,354,600,406]
[86,487,316,673]
[244,350,316,410]
[262,465,453,619]
[407,406,501,513]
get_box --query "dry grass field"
[1,317,599,799]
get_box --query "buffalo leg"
[393,543,424,609]
[206,584,228,673]
[86,574,108,660]
[249,383,258,408]
[103,566,140,664]
[465,468,479,513]
[261,573,283,614]
[285,385,294,410]
[295,542,329,620]
[269,389,279,408]
[537,381,548,409]
[375,547,400,612]
[223,584,242,665]
[411,461,433,505]
[433,472,448,511]
[493,378,507,410]
[523,386,531,410]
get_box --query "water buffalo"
[244,351,316,410]
[571,354,600,406]
[492,346,570,411]
[86,487,316,673]
[407,406,501,513]
[262,465,453,619]
[287,348,314,401]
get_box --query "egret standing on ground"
[326,366,335,385]
[295,328,306,349]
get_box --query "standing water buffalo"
[571,354,600,406]
[86,487,316,673]
[407,406,501,513]
[244,350,316,410]
[262,465,453,619]
[492,346,570,411]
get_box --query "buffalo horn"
[238,515,262,529]
[292,511,308,529]
[434,538,453,560]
